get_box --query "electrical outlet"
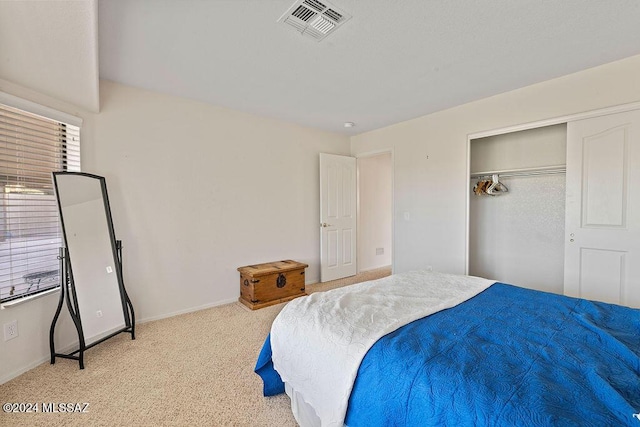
[106,266,113,274]
[376,247,384,255]
[96,310,103,318]
[4,320,18,341]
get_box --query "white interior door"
[564,109,640,308]
[320,153,357,282]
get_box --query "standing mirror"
[50,172,134,369]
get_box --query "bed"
[255,271,640,427]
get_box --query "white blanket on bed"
[270,270,495,427]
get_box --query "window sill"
[0,287,60,309]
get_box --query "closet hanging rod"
[470,165,566,179]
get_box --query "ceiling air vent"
[278,0,351,41]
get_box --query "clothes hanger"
[487,174,508,195]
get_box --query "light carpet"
[0,267,391,427]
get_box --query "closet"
[468,108,640,308]
[469,124,567,294]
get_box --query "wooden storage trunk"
[238,260,308,310]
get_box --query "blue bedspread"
[255,284,640,426]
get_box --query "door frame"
[356,149,395,274]
[465,100,640,275]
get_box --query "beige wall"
[357,153,392,271]
[351,54,640,276]
[89,81,349,318]
[0,79,349,383]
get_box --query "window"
[0,100,80,303]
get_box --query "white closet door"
[564,109,640,308]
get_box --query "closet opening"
[468,123,567,294]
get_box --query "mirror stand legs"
[49,247,87,369]
[49,244,135,370]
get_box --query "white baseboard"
[358,265,392,273]
[305,274,320,286]
[136,297,239,324]
[0,341,78,385]
[1,297,239,385]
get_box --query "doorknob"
[320,223,333,227]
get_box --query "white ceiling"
[2,1,640,135]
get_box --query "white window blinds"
[0,102,80,303]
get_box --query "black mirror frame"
[49,171,135,369]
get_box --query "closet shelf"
[470,165,566,179]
